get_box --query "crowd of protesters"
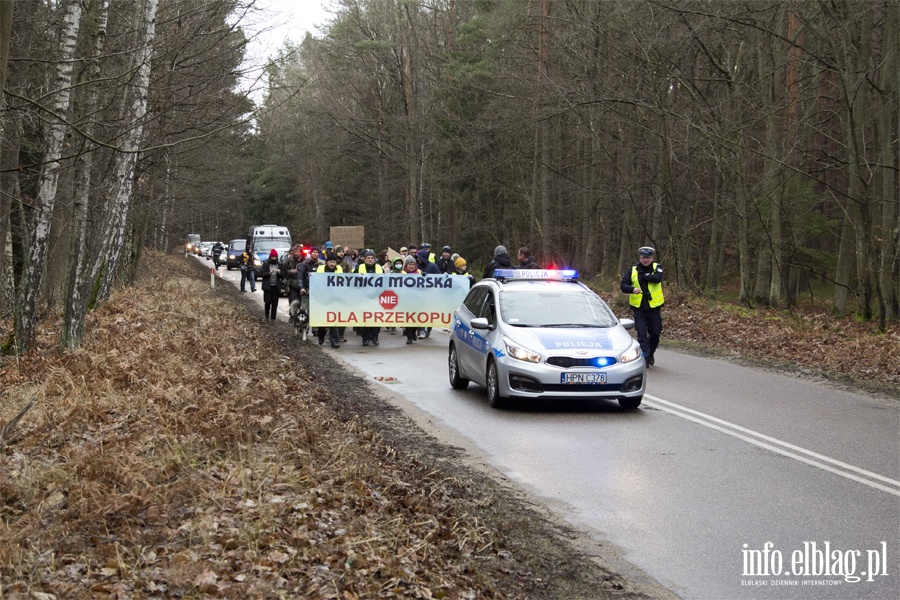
[239,239,542,348]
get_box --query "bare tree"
[61,0,110,351]
[14,0,82,352]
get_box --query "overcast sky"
[240,0,336,101]
[249,0,334,57]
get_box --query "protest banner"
[308,273,469,327]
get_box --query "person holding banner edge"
[315,254,343,348]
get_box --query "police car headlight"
[504,338,541,363]
[620,342,643,364]
[254,258,262,267]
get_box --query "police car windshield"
[500,289,617,328]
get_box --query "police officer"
[620,246,664,366]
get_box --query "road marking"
[644,394,900,497]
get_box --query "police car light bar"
[493,269,579,281]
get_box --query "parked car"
[448,269,645,409]
[225,238,246,270]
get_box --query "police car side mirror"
[471,318,492,331]
[619,318,635,330]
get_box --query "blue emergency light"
[493,269,579,281]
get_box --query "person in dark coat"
[260,248,283,323]
[414,249,442,338]
[415,249,442,274]
[517,247,540,269]
[620,246,665,366]
[435,245,454,273]
[483,245,513,279]
[315,254,343,347]
[453,257,476,288]
[401,256,421,344]
[211,241,225,269]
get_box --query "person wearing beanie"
[402,254,419,272]
[260,248,283,323]
[315,254,344,348]
[356,249,384,346]
[401,256,421,344]
[283,245,306,322]
[483,244,513,279]
[294,247,320,339]
[413,249,441,339]
[337,245,354,275]
[436,245,454,273]
[453,256,475,288]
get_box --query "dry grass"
[0,255,503,599]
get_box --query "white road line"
[644,394,900,497]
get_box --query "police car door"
[456,286,489,382]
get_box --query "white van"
[249,225,291,246]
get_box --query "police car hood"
[504,324,633,354]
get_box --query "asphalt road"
[203,256,900,599]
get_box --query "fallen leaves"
[0,254,507,598]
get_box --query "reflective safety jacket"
[316,264,343,273]
[629,263,664,309]
[357,263,384,274]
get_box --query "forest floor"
[0,252,896,599]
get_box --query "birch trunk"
[13,0,82,352]
[61,0,110,350]
[94,0,158,302]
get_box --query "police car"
[448,269,645,409]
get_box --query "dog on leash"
[289,299,309,341]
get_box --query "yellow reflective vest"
[357,263,384,274]
[629,264,664,309]
[316,265,343,273]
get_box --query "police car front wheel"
[448,345,469,390]
[618,396,643,410]
[486,359,506,409]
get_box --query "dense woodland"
[0,0,897,353]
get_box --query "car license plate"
[562,372,606,384]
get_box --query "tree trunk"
[833,213,854,315]
[14,0,82,352]
[877,0,899,323]
[62,0,110,351]
[538,0,551,257]
[93,0,158,302]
